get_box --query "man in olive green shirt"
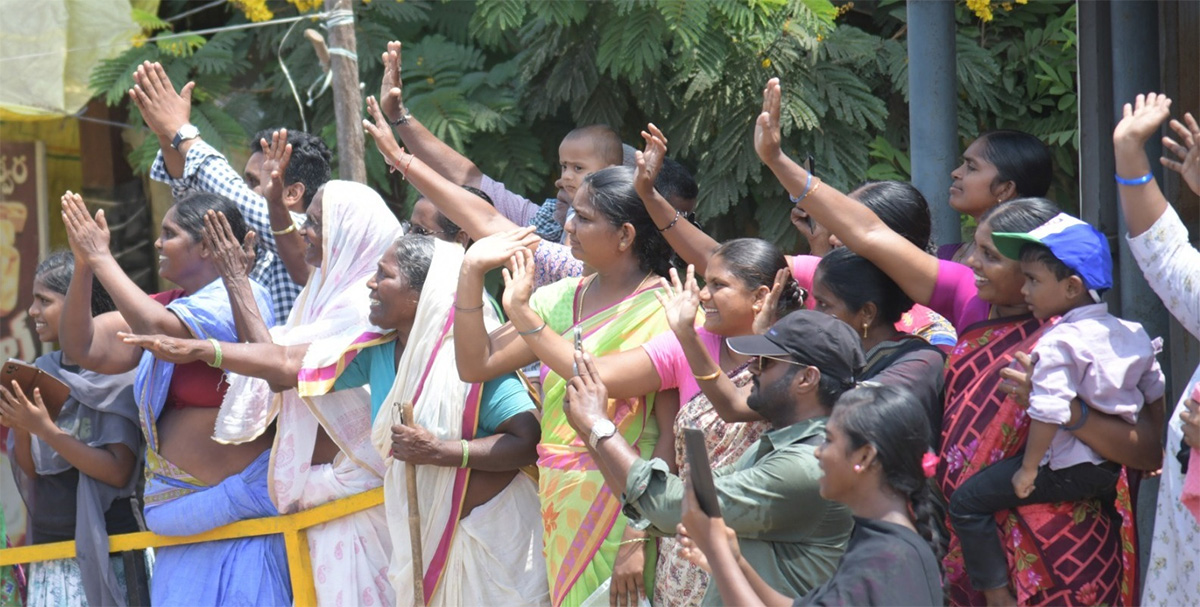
[564,310,865,605]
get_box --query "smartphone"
[683,427,721,517]
[572,325,584,376]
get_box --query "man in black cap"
[563,310,865,606]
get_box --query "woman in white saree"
[190,179,401,606]
[125,234,549,607]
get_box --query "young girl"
[0,252,144,607]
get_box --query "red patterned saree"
[938,314,1138,606]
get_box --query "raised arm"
[634,125,720,274]
[378,41,482,187]
[62,192,191,338]
[57,195,143,374]
[1113,93,1174,237]
[202,210,272,343]
[364,96,520,241]
[130,61,195,179]
[258,130,310,285]
[500,248,662,398]
[756,78,941,305]
[453,229,543,383]
[121,333,308,391]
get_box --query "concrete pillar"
[907,0,960,249]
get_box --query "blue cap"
[992,213,1112,298]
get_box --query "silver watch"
[588,419,617,449]
[171,124,200,150]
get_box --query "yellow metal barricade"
[0,487,385,605]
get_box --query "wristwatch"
[171,124,200,150]
[588,418,617,449]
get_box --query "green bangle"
[207,338,223,368]
[460,439,470,468]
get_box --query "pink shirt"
[929,260,991,331]
[1029,303,1165,469]
[640,327,724,405]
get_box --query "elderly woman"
[755,77,1162,606]
[124,234,548,606]
[57,191,287,606]
[199,162,403,604]
[1111,93,1200,606]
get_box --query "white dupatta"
[213,180,401,606]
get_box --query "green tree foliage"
[89,0,1078,250]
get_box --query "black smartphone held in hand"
[683,427,721,517]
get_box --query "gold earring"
[861,323,869,340]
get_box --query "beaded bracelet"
[1114,172,1153,186]
[657,210,683,232]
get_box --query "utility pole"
[324,0,366,183]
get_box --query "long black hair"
[34,251,115,316]
[582,166,675,277]
[814,247,912,326]
[833,384,946,566]
[711,238,804,317]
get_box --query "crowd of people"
[1,40,1199,607]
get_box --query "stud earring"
[853,464,863,472]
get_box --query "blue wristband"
[1114,172,1153,186]
[789,172,814,204]
[1061,402,1089,431]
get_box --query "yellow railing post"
[0,486,385,604]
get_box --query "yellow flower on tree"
[230,0,274,23]
[966,0,994,22]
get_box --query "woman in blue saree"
[57,190,290,606]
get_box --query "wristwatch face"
[589,419,617,448]
[172,124,200,149]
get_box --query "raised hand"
[1162,112,1200,196]
[791,207,833,257]
[463,226,540,274]
[754,78,785,165]
[0,382,54,436]
[634,124,669,200]
[501,248,537,320]
[363,95,407,168]
[654,266,702,338]
[379,41,407,124]
[1113,92,1172,149]
[751,268,791,335]
[61,191,111,266]
[203,210,257,282]
[129,61,194,138]
[260,129,294,207]
[119,332,210,365]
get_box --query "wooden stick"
[400,403,426,607]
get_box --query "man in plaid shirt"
[131,62,330,322]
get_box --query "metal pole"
[1109,0,1169,380]
[907,0,960,250]
[324,0,366,183]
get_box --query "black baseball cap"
[726,310,865,387]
